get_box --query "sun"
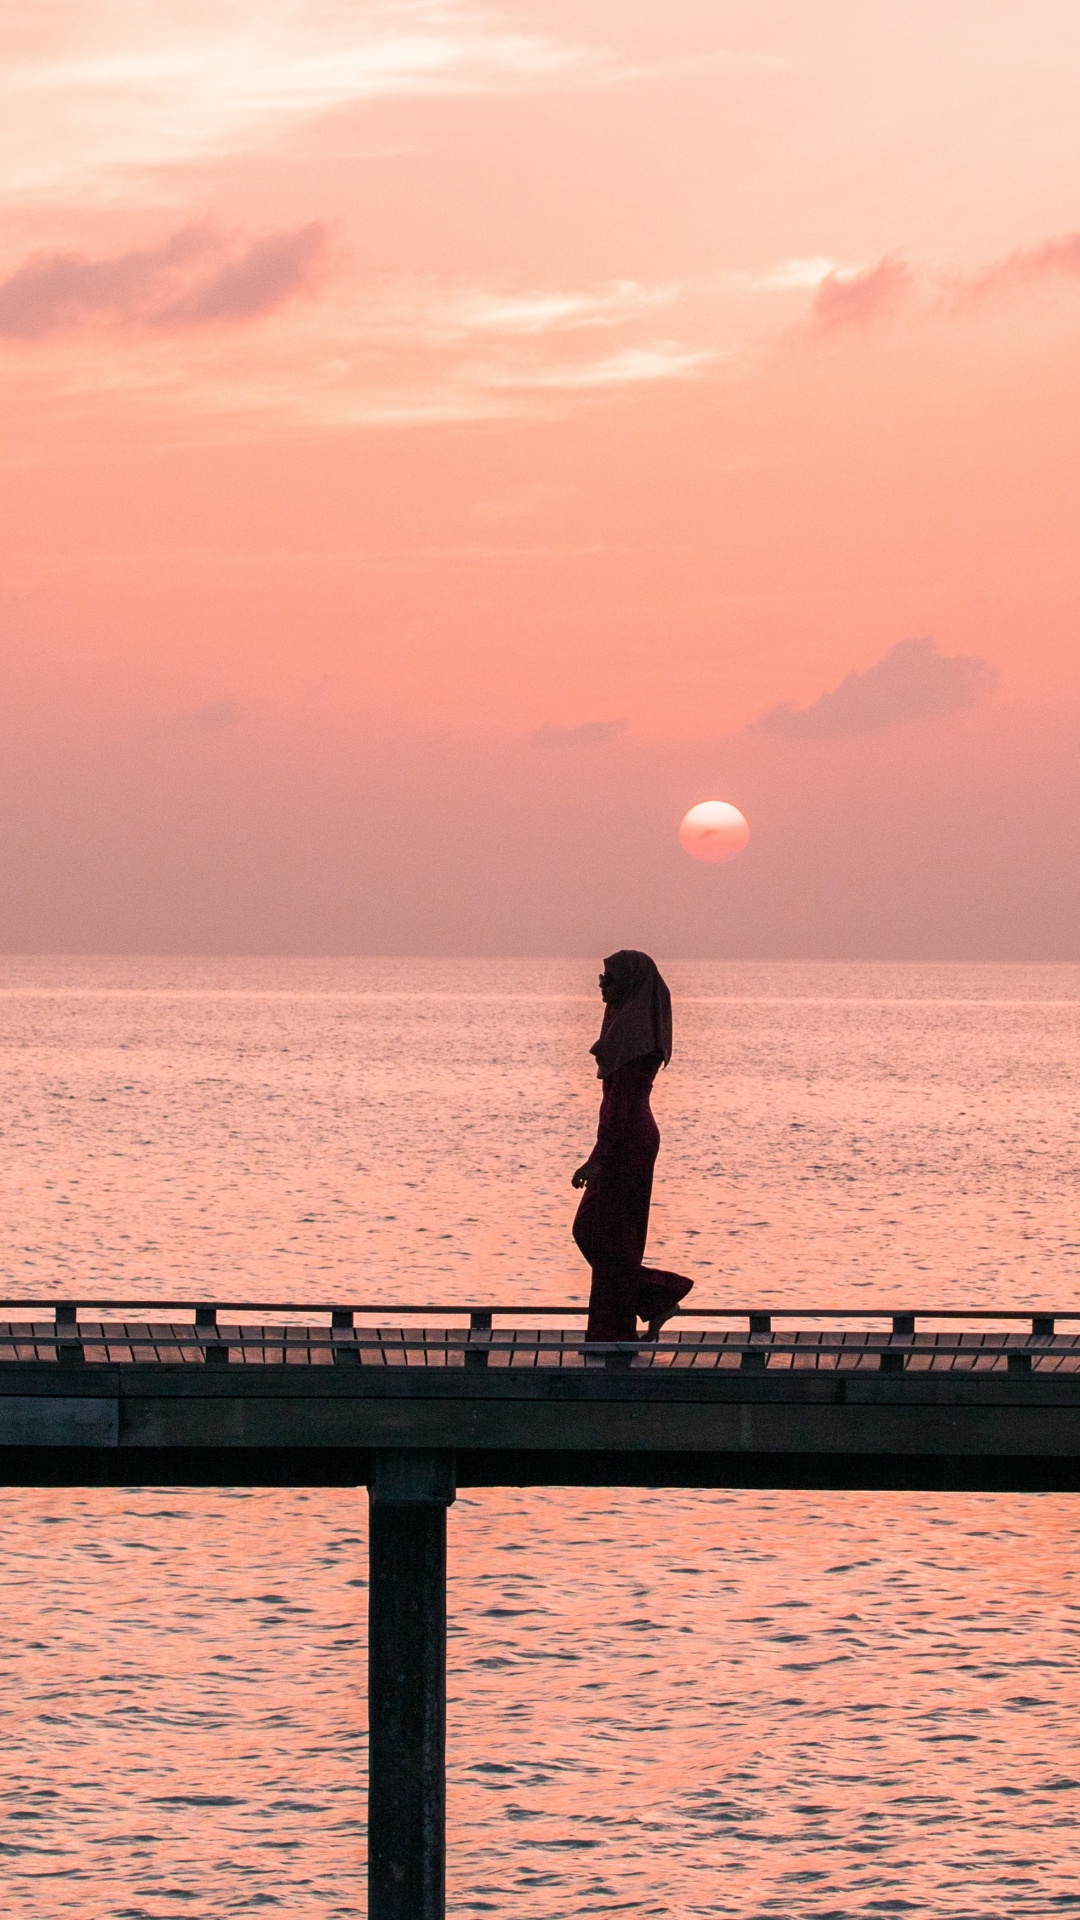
[678,801,750,864]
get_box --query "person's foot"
[641,1304,681,1341]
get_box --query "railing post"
[465,1308,492,1370]
[54,1303,84,1365]
[332,1307,361,1366]
[368,1449,456,1920]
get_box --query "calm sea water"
[1,956,1079,1916]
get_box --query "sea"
[0,955,1078,1918]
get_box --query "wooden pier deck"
[2,1298,1080,1494]
[3,1296,1079,1917]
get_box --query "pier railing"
[1,1299,1077,1373]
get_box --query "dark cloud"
[529,719,626,748]
[809,255,912,331]
[755,638,996,739]
[159,224,328,324]
[171,698,243,735]
[0,223,327,339]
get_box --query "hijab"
[590,950,673,1079]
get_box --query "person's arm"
[571,1068,627,1187]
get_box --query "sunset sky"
[2,0,1079,957]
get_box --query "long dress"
[572,1051,692,1341]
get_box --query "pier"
[3,1296,1080,1917]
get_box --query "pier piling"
[368,1449,456,1920]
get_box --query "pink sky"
[2,0,1079,956]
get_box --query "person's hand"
[572,1158,599,1189]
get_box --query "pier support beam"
[368,1449,456,1920]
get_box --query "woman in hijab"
[571,950,693,1342]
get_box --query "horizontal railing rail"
[0,1300,1076,1329]
[0,1332,1073,1352]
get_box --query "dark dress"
[573,1051,692,1341]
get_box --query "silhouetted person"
[572,950,693,1342]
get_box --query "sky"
[1,0,1079,958]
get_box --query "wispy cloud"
[0,223,327,337]
[530,719,626,748]
[484,343,714,391]
[0,256,714,439]
[755,638,996,738]
[440,281,678,336]
[0,5,786,205]
[0,3,606,200]
[259,345,709,427]
[732,256,840,293]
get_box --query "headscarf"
[590,949,672,1079]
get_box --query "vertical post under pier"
[368,1449,456,1920]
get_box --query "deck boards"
[2,1320,1079,1372]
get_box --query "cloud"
[530,719,627,748]
[0,4,605,201]
[798,229,1080,338]
[959,230,1080,305]
[809,255,913,332]
[0,223,327,338]
[341,277,678,345]
[0,7,782,205]
[170,697,243,734]
[0,250,708,433]
[755,638,997,738]
[731,256,840,293]
[486,344,714,391]
[162,225,328,323]
[443,281,678,336]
